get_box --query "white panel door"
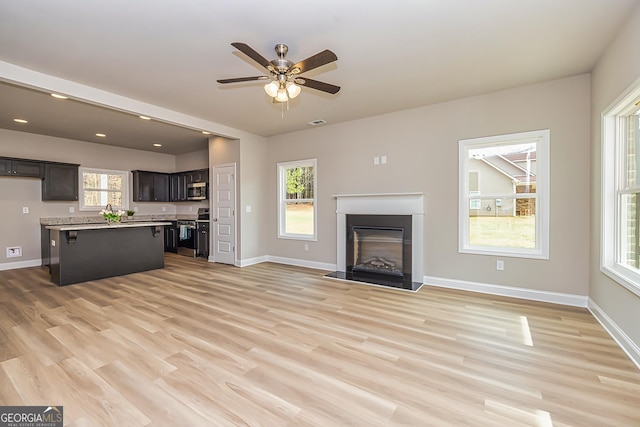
[213,164,236,265]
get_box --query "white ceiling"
[0,0,638,154]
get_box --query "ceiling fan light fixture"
[275,87,289,103]
[286,82,301,99]
[264,81,279,97]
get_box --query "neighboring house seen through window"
[459,130,550,259]
[79,167,129,211]
[602,80,640,296]
[278,159,317,240]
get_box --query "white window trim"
[459,129,550,259]
[79,167,130,211]
[601,77,640,298]
[277,158,317,241]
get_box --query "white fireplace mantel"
[335,193,424,284]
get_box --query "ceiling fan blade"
[217,76,269,84]
[292,50,337,74]
[295,77,340,94]
[231,42,272,70]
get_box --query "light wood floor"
[1,254,639,426]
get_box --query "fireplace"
[327,193,424,291]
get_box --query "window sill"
[459,246,549,260]
[601,265,640,298]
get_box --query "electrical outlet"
[374,156,380,165]
[22,207,29,214]
[6,246,22,258]
[496,260,504,271]
[69,206,75,213]
[381,155,387,164]
[162,206,166,212]
[304,244,309,251]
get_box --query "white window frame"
[459,129,550,259]
[277,158,317,241]
[79,167,129,211]
[601,77,640,297]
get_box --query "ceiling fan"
[217,42,340,103]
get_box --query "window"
[602,80,640,296]
[459,130,550,259]
[79,167,129,211]
[278,159,317,240]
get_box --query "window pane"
[625,112,640,189]
[83,190,122,207]
[469,143,536,195]
[284,202,314,235]
[620,193,639,269]
[83,173,101,189]
[107,175,122,190]
[285,166,314,200]
[469,198,536,248]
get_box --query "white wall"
[264,74,591,297]
[590,4,640,356]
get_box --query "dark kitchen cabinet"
[164,222,178,253]
[0,157,44,178]
[42,162,79,201]
[189,169,209,184]
[196,221,209,258]
[132,170,170,202]
[170,173,188,202]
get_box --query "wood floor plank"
[0,254,639,426]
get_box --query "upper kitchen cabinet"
[170,173,188,202]
[0,157,44,178]
[133,170,170,202]
[188,169,209,184]
[42,162,79,201]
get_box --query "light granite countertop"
[40,214,196,226]
[46,221,172,231]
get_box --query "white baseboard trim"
[0,259,42,271]
[423,275,588,307]
[238,255,268,267]
[588,299,640,370]
[265,255,335,272]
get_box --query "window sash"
[459,130,549,259]
[79,167,129,211]
[278,159,317,240]
[601,80,640,297]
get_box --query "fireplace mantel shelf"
[334,192,423,198]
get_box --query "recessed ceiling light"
[202,131,211,135]
[153,143,162,147]
[95,133,106,138]
[13,118,28,124]
[51,93,68,99]
[139,115,151,120]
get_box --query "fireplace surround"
[327,193,424,291]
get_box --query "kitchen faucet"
[105,204,113,212]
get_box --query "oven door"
[177,222,196,256]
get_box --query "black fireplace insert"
[326,214,420,291]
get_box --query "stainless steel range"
[177,208,209,257]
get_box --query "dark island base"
[49,225,165,286]
[325,271,423,291]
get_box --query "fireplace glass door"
[352,226,404,277]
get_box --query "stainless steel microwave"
[187,182,208,200]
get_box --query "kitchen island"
[46,222,171,286]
